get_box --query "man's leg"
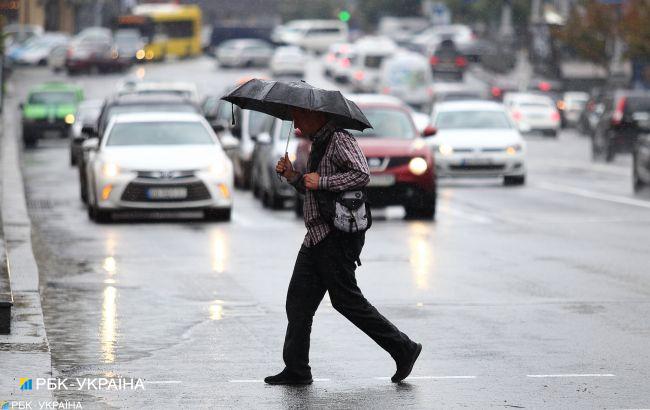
[314,235,417,363]
[281,245,327,378]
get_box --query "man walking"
[265,107,422,385]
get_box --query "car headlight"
[408,157,428,175]
[64,114,75,125]
[438,144,453,156]
[136,49,145,60]
[207,163,228,178]
[102,163,120,178]
[506,144,522,155]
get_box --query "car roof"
[107,93,196,105]
[30,82,81,92]
[347,93,405,107]
[504,92,553,102]
[434,100,507,112]
[110,112,207,124]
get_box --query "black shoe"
[391,343,422,383]
[264,368,313,385]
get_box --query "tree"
[621,0,650,61]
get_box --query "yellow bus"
[117,4,202,61]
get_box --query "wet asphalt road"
[6,58,650,409]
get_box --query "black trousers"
[282,232,415,377]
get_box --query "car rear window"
[364,55,385,68]
[29,91,76,105]
[625,97,650,114]
[106,121,214,146]
[107,104,197,119]
[435,110,512,129]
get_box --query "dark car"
[294,94,437,219]
[592,90,650,162]
[65,31,132,75]
[78,94,201,203]
[251,119,299,209]
[69,99,103,166]
[429,39,467,81]
[632,118,650,192]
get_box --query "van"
[379,51,434,112]
[349,36,397,93]
[278,20,348,53]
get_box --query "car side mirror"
[82,138,99,151]
[81,125,96,137]
[255,132,271,144]
[422,125,437,137]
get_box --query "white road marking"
[145,380,183,384]
[526,374,616,378]
[536,182,650,209]
[374,375,477,380]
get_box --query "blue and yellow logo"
[1,401,10,410]
[19,378,32,390]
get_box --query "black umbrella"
[221,79,372,132]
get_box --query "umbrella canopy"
[221,79,372,131]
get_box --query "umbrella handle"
[278,123,293,180]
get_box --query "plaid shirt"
[289,121,370,247]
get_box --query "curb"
[0,89,53,399]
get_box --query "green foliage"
[621,0,650,60]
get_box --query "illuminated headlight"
[102,163,120,178]
[408,157,428,175]
[64,114,75,125]
[136,49,146,60]
[438,144,453,156]
[506,144,523,155]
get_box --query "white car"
[329,44,356,83]
[84,112,233,222]
[323,42,353,78]
[379,51,434,111]
[349,36,397,93]
[277,20,348,53]
[216,39,274,68]
[503,92,561,137]
[559,91,589,127]
[430,100,527,185]
[270,46,307,77]
[117,81,200,103]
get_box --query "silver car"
[216,39,274,68]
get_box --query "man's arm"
[318,132,370,192]
[288,172,306,194]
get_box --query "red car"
[294,94,437,219]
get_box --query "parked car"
[20,82,84,147]
[83,112,233,222]
[270,46,307,78]
[208,98,274,189]
[69,99,103,166]
[430,100,527,185]
[378,51,434,112]
[275,19,348,53]
[78,93,201,203]
[429,39,467,81]
[349,36,397,93]
[558,91,589,128]
[216,39,274,68]
[503,92,561,137]
[633,129,650,192]
[294,94,438,219]
[65,29,131,75]
[251,119,299,208]
[7,32,69,66]
[591,90,650,162]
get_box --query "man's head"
[290,107,329,138]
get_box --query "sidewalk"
[0,86,52,401]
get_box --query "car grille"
[121,181,211,202]
[366,156,414,170]
[449,164,505,171]
[136,170,197,179]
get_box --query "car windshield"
[106,121,214,146]
[436,110,512,129]
[29,91,76,105]
[133,89,193,99]
[626,97,650,114]
[350,108,415,139]
[386,67,428,87]
[517,101,552,108]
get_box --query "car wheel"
[404,203,436,220]
[592,131,606,161]
[267,190,284,210]
[88,205,112,223]
[549,130,558,138]
[79,168,88,204]
[504,175,526,186]
[605,143,616,162]
[204,208,231,221]
[70,150,77,166]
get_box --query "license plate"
[368,174,395,187]
[461,157,492,166]
[147,187,187,200]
